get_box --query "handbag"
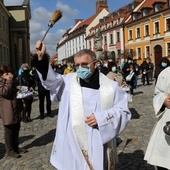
[163,121,170,136]
[126,71,134,81]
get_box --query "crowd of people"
[1,40,170,169]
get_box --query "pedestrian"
[133,59,140,88]
[18,63,36,123]
[140,58,150,86]
[63,62,75,75]
[0,65,26,158]
[144,66,170,170]
[34,40,131,170]
[106,61,124,87]
[33,68,52,119]
[154,57,170,84]
[56,64,64,75]
[147,58,154,82]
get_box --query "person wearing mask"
[144,65,170,170]
[34,40,131,170]
[18,63,35,123]
[133,59,140,89]
[122,57,133,79]
[96,60,109,75]
[154,57,170,84]
[107,61,124,87]
[0,65,26,158]
[147,58,154,82]
[140,59,150,86]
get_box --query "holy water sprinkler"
[41,9,63,41]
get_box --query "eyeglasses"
[75,61,94,69]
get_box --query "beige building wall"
[0,1,10,66]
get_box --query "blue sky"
[4,0,133,56]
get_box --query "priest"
[34,40,131,170]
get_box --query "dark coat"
[0,77,23,125]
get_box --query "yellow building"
[124,0,170,66]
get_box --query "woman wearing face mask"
[154,57,170,84]
[106,61,124,87]
[18,63,36,123]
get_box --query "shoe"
[18,148,28,154]
[7,151,22,158]
[23,119,29,123]
[39,115,44,119]
[27,117,32,122]
[47,114,54,118]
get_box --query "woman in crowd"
[0,65,25,158]
[154,57,170,84]
[18,63,35,123]
[106,61,124,87]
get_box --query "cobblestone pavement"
[0,79,157,170]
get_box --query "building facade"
[0,0,31,74]
[124,0,170,66]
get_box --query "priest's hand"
[164,97,170,109]
[85,114,97,127]
[35,40,46,60]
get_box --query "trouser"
[38,89,51,117]
[4,123,20,154]
[134,74,138,88]
[142,73,149,85]
[22,97,33,119]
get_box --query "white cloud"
[4,0,80,56]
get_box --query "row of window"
[128,43,170,59]
[0,11,9,34]
[0,44,9,63]
[128,18,170,40]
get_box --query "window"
[129,30,132,40]
[166,18,170,31]
[104,36,107,45]
[89,41,91,49]
[0,44,2,61]
[167,43,170,56]
[117,32,120,42]
[142,9,149,17]
[130,49,133,57]
[145,25,149,36]
[110,34,113,44]
[2,15,5,31]
[137,48,141,59]
[146,46,150,58]
[136,27,140,38]
[0,12,1,28]
[6,19,8,34]
[155,22,159,34]
[118,50,121,58]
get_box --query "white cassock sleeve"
[153,69,169,118]
[36,64,65,102]
[94,84,131,144]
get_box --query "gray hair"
[74,49,96,61]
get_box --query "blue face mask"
[128,60,132,64]
[111,66,116,72]
[76,66,93,80]
[161,62,167,68]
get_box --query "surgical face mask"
[111,66,116,72]
[128,60,132,64]
[161,62,167,68]
[76,66,93,80]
